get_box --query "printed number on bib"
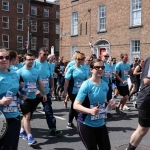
[124,70,129,77]
[42,78,49,88]
[90,103,106,120]
[104,70,111,78]
[27,82,37,93]
[77,81,83,90]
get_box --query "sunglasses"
[104,55,109,57]
[93,66,105,70]
[43,54,48,56]
[26,59,35,61]
[77,58,84,61]
[0,56,10,60]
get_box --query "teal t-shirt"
[76,79,108,127]
[17,67,41,99]
[65,65,88,94]
[83,63,91,78]
[0,70,20,118]
[49,62,55,73]
[66,60,76,69]
[102,62,112,84]
[10,63,23,72]
[33,59,53,94]
[115,61,130,86]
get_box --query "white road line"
[36,110,66,120]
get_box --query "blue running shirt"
[76,79,108,127]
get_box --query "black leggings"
[68,94,78,123]
[129,79,140,100]
[77,122,111,150]
[0,115,21,150]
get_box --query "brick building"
[0,0,60,57]
[60,0,149,63]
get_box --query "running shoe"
[106,113,114,119]
[115,106,120,114]
[119,109,126,114]
[123,105,130,111]
[28,136,37,145]
[19,131,28,140]
[66,123,76,129]
[133,101,137,108]
[63,101,67,108]
[50,128,63,136]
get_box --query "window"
[17,18,23,30]
[43,22,49,33]
[44,9,49,17]
[71,46,78,58]
[17,36,23,50]
[130,40,140,62]
[31,6,37,15]
[56,24,60,34]
[55,39,59,51]
[2,34,9,49]
[56,11,60,18]
[72,12,78,35]
[2,1,9,11]
[98,5,106,31]
[131,0,142,26]
[2,16,9,29]
[31,37,37,50]
[17,3,23,13]
[31,20,37,32]
[43,38,49,49]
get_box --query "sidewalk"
[107,97,150,149]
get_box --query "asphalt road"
[18,97,150,150]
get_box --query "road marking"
[36,110,66,120]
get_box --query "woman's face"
[0,52,9,70]
[75,54,85,65]
[91,61,104,77]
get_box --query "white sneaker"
[132,95,137,100]
[123,105,130,111]
[133,101,137,108]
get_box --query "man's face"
[123,55,128,62]
[39,50,49,61]
[134,57,138,63]
[25,56,35,67]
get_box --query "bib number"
[41,78,49,88]
[90,103,106,120]
[27,82,37,93]
[124,70,129,77]
[104,70,111,78]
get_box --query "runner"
[74,58,111,150]
[63,52,88,129]
[33,47,62,136]
[17,53,47,145]
[0,48,21,149]
[115,53,130,113]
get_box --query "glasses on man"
[93,66,105,70]
[104,55,109,58]
[0,56,10,60]
[43,54,49,56]
[77,58,84,61]
[26,59,35,61]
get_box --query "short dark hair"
[24,53,34,60]
[39,47,48,53]
[120,53,128,59]
[90,58,104,69]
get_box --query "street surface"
[18,96,150,150]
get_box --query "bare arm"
[133,66,142,75]
[38,80,46,95]
[143,78,150,85]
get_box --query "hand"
[90,106,99,115]
[43,94,47,102]
[1,96,13,106]
[36,90,42,98]
[122,80,127,84]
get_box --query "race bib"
[124,70,129,77]
[90,102,106,120]
[3,96,18,112]
[27,82,37,93]
[42,78,49,88]
[104,70,111,78]
[77,81,83,90]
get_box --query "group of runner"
[0,46,149,150]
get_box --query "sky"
[46,0,55,2]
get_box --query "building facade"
[60,0,149,62]
[0,0,60,57]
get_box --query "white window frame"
[130,40,140,63]
[31,37,37,50]
[56,24,60,34]
[43,22,49,33]
[71,46,78,59]
[55,39,59,51]
[130,0,142,26]
[17,3,23,13]
[44,9,49,17]
[31,6,37,15]
[98,4,106,31]
[56,11,60,19]
[17,36,23,50]
[2,34,9,49]
[17,18,23,30]
[43,38,49,50]
[2,1,9,11]
[2,16,9,29]
[31,20,37,32]
[71,12,78,35]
